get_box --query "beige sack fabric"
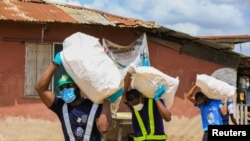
[130,65,179,109]
[196,74,236,100]
[61,32,124,105]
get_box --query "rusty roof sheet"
[0,0,76,23]
[54,3,160,28]
[102,11,160,28]
[0,0,158,28]
[55,4,114,25]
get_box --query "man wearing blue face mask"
[56,74,79,103]
[123,72,171,141]
[36,52,111,141]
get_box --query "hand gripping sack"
[130,66,179,109]
[195,74,236,100]
[61,32,124,105]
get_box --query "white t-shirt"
[227,102,234,114]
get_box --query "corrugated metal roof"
[55,4,114,25]
[55,3,161,28]
[0,0,158,27]
[0,0,76,23]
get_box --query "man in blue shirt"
[186,85,227,141]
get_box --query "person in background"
[123,72,171,141]
[185,85,227,141]
[221,99,237,125]
[35,52,112,141]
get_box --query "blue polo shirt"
[195,99,223,131]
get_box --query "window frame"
[24,42,65,97]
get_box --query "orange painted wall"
[0,21,224,121]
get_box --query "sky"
[48,0,250,56]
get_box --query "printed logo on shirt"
[77,117,82,123]
[208,108,215,124]
[81,115,88,123]
[75,127,84,138]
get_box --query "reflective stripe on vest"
[133,99,167,141]
[148,99,155,135]
[83,103,98,141]
[63,103,75,141]
[63,103,99,141]
[133,134,167,141]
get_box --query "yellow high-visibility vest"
[133,99,167,141]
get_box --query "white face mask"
[133,103,144,111]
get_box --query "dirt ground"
[0,116,64,141]
[0,115,203,141]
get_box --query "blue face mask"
[60,88,76,103]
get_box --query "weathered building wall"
[0,21,225,141]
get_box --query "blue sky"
[48,0,250,56]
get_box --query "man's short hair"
[195,92,205,100]
[126,89,141,102]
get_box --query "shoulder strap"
[83,103,99,141]
[62,103,75,141]
[148,99,155,135]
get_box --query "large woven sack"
[196,74,236,100]
[130,66,179,109]
[61,32,124,106]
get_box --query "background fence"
[235,104,250,125]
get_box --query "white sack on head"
[196,74,236,100]
[130,65,179,109]
[61,32,123,105]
